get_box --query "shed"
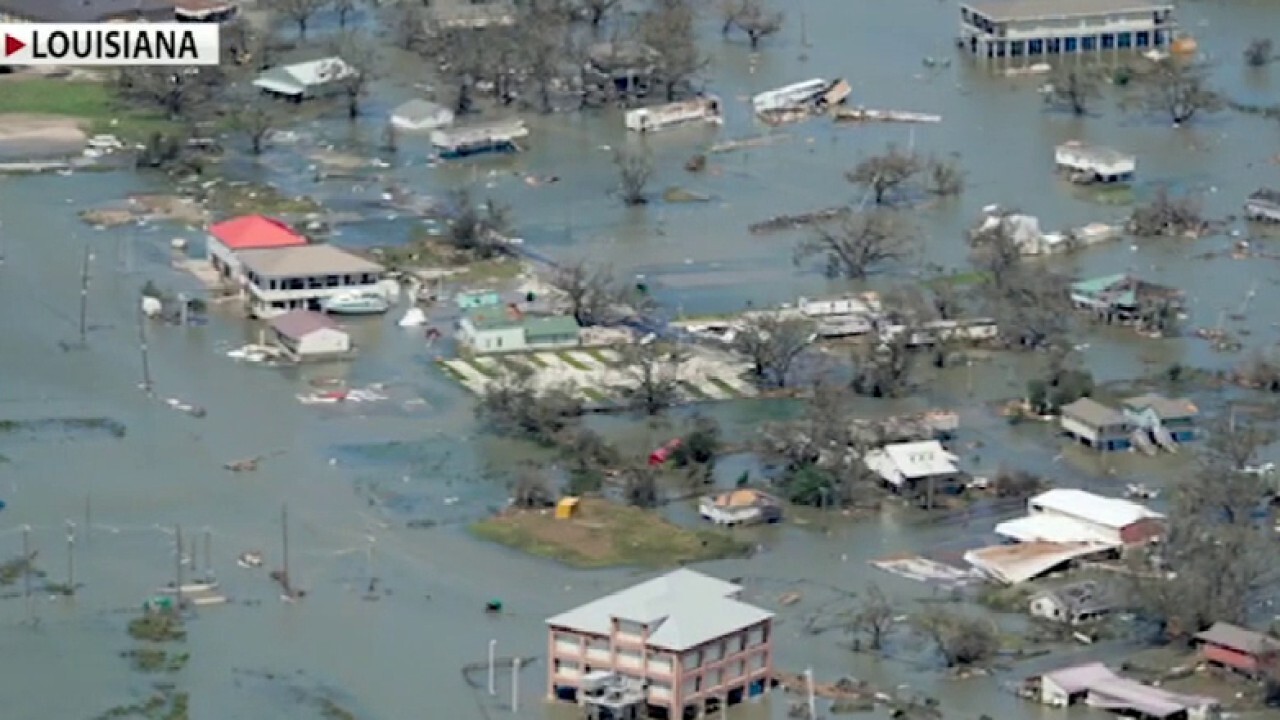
[456,289,502,310]
[390,99,454,132]
[1029,581,1111,624]
[268,310,351,360]
[1194,622,1280,676]
[555,497,580,520]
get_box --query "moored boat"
[322,290,390,315]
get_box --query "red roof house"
[206,215,307,281]
[1194,622,1280,677]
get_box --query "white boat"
[322,290,390,315]
[237,551,264,569]
[156,579,220,595]
[625,96,723,132]
[752,78,829,114]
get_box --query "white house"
[995,488,1164,546]
[390,99,455,132]
[698,489,782,527]
[237,244,384,319]
[863,440,961,495]
[1029,581,1111,625]
[457,310,581,354]
[253,57,356,100]
[1054,141,1136,184]
[267,310,351,360]
[206,214,308,283]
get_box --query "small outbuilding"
[1029,581,1111,625]
[555,497,580,520]
[390,99,454,132]
[699,489,783,527]
[268,310,351,360]
[1194,622,1280,678]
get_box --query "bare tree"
[1043,68,1101,116]
[512,467,556,508]
[912,608,999,668]
[846,144,923,205]
[278,0,325,39]
[1245,38,1274,67]
[732,314,815,388]
[229,92,281,155]
[1136,59,1224,125]
[619,341,687,415]
[394,0,429,51]
[923,154,965,197]
[444,189,513,259]
[577,0,620,29]
[332,0,360,27]
[640,0,706,101]
[1128,186,1208,237]
[614,148,654,206]
[1127,415,1275,641]
[719,0,784,50]
[554,260,620,326]
[978,264,1071,351]
[968,209,1025,278]
[477,365,584,445]
[520,3,572,113]
[115,67,225,122]
[847,582,896,652]
[622,465,661,508]
[796,208,914,279]
[851,332,914,398]
[329,30,375,119]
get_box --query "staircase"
[1153,426,1179,453]
[1130,429,1157,456]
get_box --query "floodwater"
[2,0,1280,718]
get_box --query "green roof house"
[1069,273,1182,321]
[456,310,580,354]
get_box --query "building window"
[326,275,339,287]
[1101,33,1115,49]
[1028,39,1043,54]
[735,633,747,653]
[1082,36,1096,50]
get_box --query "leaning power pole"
[77,245,92,346]
[173,524,184,610]
[137,303,153,394]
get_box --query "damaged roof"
[1195,622,1280,655]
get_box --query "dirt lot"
[0,114,87,160]
[470,496,750,568]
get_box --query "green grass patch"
[121,648,189,673]
[557,352,591,371]
[461,357,498,378]
[127,613,186,643]
[435,360,468,383]
[680,381,712,400]
[200,180,322,217]
[0,77,177,140]
[525,353,550,368]
[707,377,742,397]
[584,348,614,366]
[470,497,750,569]
[581,387,610,404]
[497,355,531,373]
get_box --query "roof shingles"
[547,569,772,652]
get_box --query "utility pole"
[22,525,32,622]
[77,245,92,346]
[65,521,75,593]
[204,530,212,580]
[511,657,520,713]
[804,667,816,720]
[84,494,92,545]
[281,503,292,598]
[174,524,184,610]
[488,639,497,696]
[137,303,152,394]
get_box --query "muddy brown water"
[2,0,1280,718]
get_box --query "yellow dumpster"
[555,497,580,520]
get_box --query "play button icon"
[3,33,24,58]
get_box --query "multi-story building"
[546,569,774,720]
[958,0,1176,59]
[236,244,384,318]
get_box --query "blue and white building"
[958,0,1176,59]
